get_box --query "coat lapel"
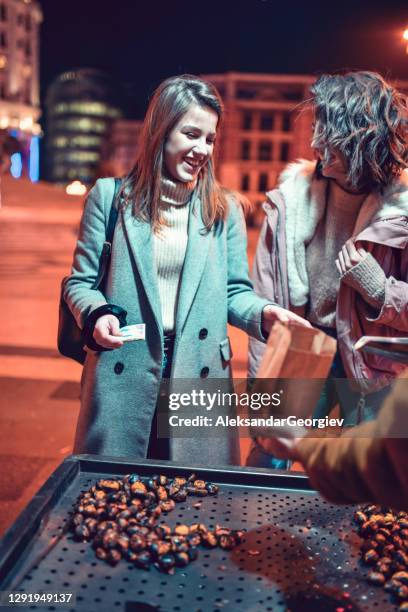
[175,196,212,334]
[121,206,163,332]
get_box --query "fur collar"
[276,159,408,307]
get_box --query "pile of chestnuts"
[354,504,408,611]
[69,473,244,573]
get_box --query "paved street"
[0,176,260,537]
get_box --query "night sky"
[39,0,408,118]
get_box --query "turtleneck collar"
[160,176,196,207]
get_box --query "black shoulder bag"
[57,178,121,364]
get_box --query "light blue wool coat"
[64,178,270,465]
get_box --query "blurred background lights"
[10,153,23,179]
[403,28,408,54]
[65,180,87,196]
[29,136,39,182]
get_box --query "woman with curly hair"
[248,71,408,467]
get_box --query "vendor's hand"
[262,305,312,335]
[336,239,368,275]
[255,436,301,461]
[93,314,124,349]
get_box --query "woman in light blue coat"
[64,75,308,465]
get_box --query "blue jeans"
[146,335,175,459]
[312,372,391,426]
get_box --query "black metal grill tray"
[0,455,397,612]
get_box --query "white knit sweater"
[153,177,196,333]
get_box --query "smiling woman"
[120,75,228,233]
[163,105,218,183]
[63,74,309,465]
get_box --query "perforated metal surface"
[1,462,397,612]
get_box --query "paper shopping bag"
[249,322,337,438]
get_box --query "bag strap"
[106,177,121,243]
[93,178,121,290]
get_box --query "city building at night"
[202,72,315,223]
[100,118,142,178]
[0,0,42,181]
[97,72,408,224]
[102,72,315,223]
[44,69,122,185]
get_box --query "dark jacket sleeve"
[296,372,408,509]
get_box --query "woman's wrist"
[83,304,127,350]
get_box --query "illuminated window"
[52,135,101,149]
[71,135,101,147]
[76,167,95,181]
[260,113,274,131]
[52,136,68,148]
[0,54,7,68]
[56,151,99,163]
[53,101,120,118]
[71,151,99,162]
[54,164,96,181]
[241,140,251,160]
[56,118,107,133]
[258,141,272,161]
[60,72,76,82]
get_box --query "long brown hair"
[121,74,228,230]
[311,71,408,191]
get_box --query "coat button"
[200,367,209,378]
[199,328,208,340]
[114,362,124,375]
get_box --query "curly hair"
[311,71,408,191]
